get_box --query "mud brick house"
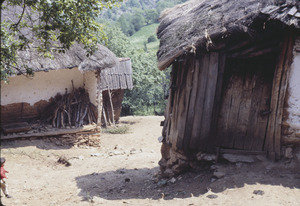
[156,0,300,176]
[1,43,122,139]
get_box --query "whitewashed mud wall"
[282,37,300,145]
[83,71,97,105]
[1,68,84,106]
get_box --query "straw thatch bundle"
[2,3,119,74]
[16,43,119,74]
[157,0,300,70]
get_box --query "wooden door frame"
[264,32,295,160]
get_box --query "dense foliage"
[100,0,189,115]
[0,0,122,81]
[100,0,191,115]
[103,24,169,115]
[100,0,188,36]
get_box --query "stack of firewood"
[51,86,98,128]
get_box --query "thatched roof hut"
[14,43,118,74]
[1,3,132,138]
[157,0,300,177]
[2,3,119,75]
[1,5,123,139]
[157,0,299,70]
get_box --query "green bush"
[147,35,156,43]
[102,125,130,134]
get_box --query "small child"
[0,158,12,199]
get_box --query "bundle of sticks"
[51,83,98,128]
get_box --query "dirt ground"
[1,116,300,206]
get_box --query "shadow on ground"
[0,135,97,150]
[75,159,300,201]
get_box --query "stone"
[172,159,189,174]
[176,152,188,160]
[211,177,217,182]
[253,190,264,195]
[90,153,100,157]
[213,171,225,179]
[160,143,171,160]
[158,136,164,143]
[222,154,255,163]
[169,177,176,184]
[295,149,300,162]
[162,169,174,178]
[207,194,218,199]
[169,150,179,164]
[285,147,293,159]
[157,179,168,186]
[158,158,168,169]
[210,165,218,170]
[196,152,216,161]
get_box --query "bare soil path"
[1,116,300,206]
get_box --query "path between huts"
[1,116,300,206]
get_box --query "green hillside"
[129,23,159,51]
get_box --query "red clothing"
[0,166,8,179]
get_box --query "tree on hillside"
[103,23,131,57]
[117,14,136,36]
[131,11,145,31]
[0,0,122,81]
[144,9,159,25]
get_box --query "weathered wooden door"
[215,55,276,151]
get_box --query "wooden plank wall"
[164,52,223,152]
[163,33,295,156]
[264,33,295,160]
[215,57,274,151]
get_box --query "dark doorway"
[215,53,278,151]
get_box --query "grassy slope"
[129,23,159,51]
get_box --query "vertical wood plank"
[244,74,264,150]
[183,56,199,151]
[168,61,183,149]
[198,52,219,150]
[251,71,273,151]
[164,62,177,142]
[234,75,253,149]
[265,33,294,159]
[189,54,209,149]
[274,33,294,158]
[176,55,195,150]
[227,76,243,148]
[209,53,226,152]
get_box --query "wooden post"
[103,75,115,126]
[107,89,115,126]
[264,31,294,160]
[96,71,102,132]
[102,105,108,127]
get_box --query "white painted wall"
[0,68,97,106]
[83,71,97,105]
[286,37,300,133]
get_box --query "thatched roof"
[2,4,118,74]
[17,44,119,74]
[100,58,133,91]
[157,0,300,70]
